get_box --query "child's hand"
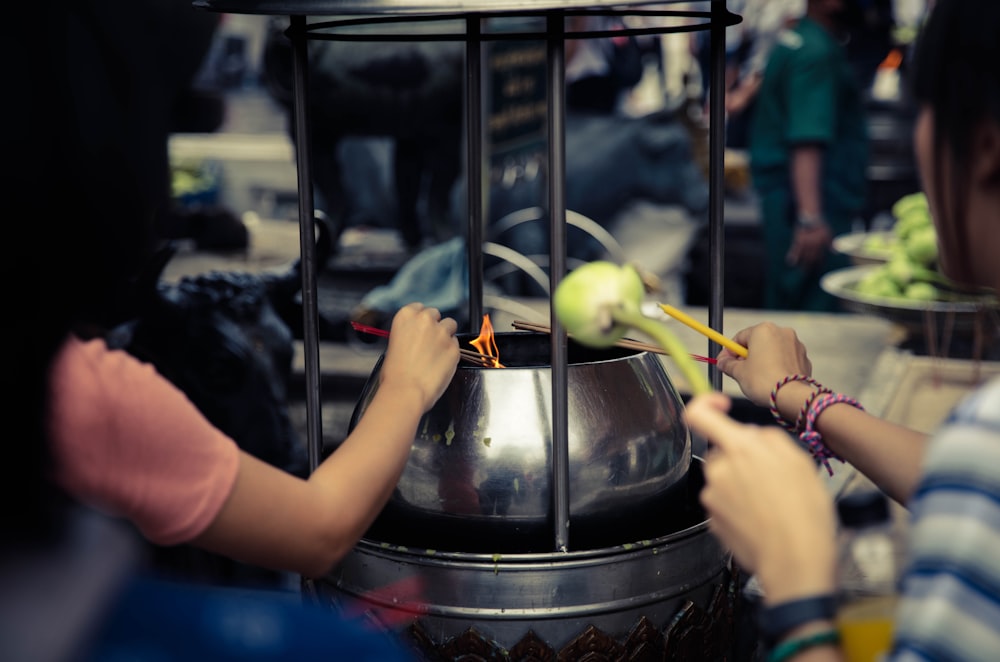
[381,303,459,413]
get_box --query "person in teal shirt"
[749,0,869,311]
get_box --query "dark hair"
[910,0,1000,272]
[3,3,158,551]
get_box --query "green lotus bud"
[554,260,713,396]
[554,261,644,347]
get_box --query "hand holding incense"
[351,321,502,367]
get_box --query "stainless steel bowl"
[348,331,692,552]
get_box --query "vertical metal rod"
[290,15,323,472]
[465,17,485,333]
[707,1,727,395]
[546,12,570,553]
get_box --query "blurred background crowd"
[163,0,931,324]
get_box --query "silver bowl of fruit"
[826,191,999,330]
[821,265,999,331]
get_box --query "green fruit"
[553,261,645,348]
[904,226,938,267]
[893,209,932,241]
[891,192,928,220]
[862,233,895,255]
[903,282,939,301]
[855,269,902,299]
[885,255,917,287]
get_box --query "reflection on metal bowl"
[347,331,691,553]
[821,265,1000,332]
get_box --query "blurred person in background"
[748,0,870,311]
[723,0,806,148]
[565,14,646,115]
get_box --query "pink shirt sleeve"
[48,335,241,546]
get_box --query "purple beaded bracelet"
[799,392,863,475]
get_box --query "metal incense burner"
[351,331,691,552]
[190,1,742,657]
[310,332,736,659]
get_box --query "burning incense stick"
[350,321,502,366]
[458,348,503,366]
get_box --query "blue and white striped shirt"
[892,376,1000,660]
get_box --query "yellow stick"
[657,303,749,359]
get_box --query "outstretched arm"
[716,322,928,505]
[193,303,459,577]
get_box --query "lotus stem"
[611,308,713,396]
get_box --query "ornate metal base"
[397,567,741,661]
[303,459,754,661]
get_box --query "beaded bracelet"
[770,375,828,434]
[799,392,864,476]
[767,629,840,662]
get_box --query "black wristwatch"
[757,594,837,645]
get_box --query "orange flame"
[879,48,903,71]
[470,314,505,368]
